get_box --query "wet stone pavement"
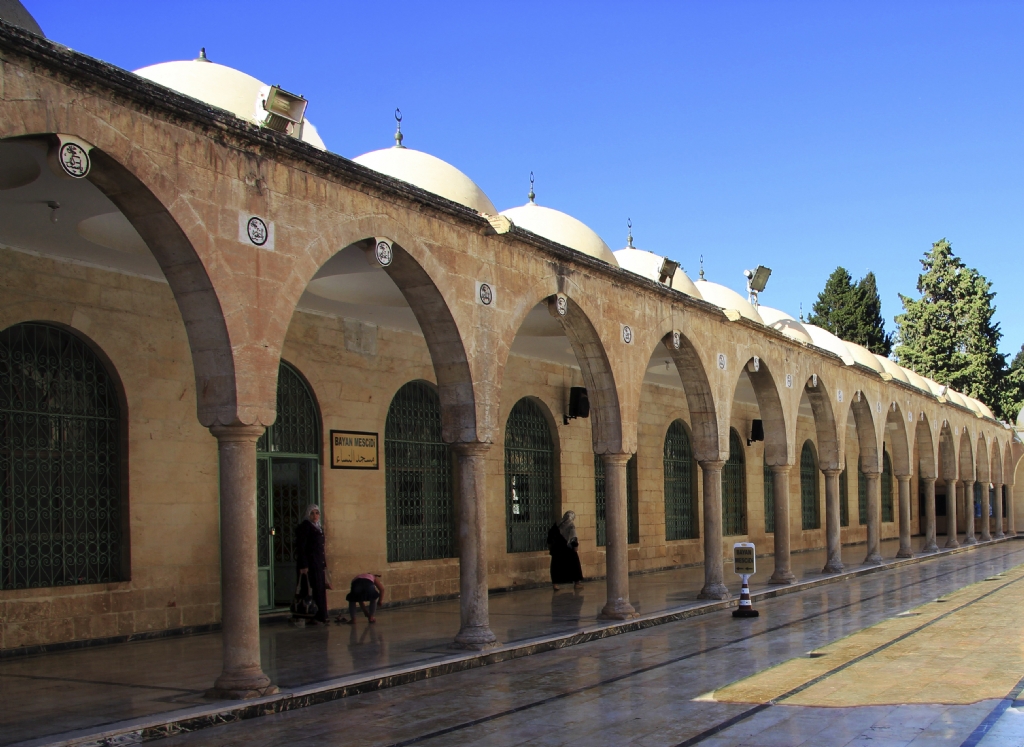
[4,538,1024,746]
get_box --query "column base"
[205,684,279,700]
[923,542,939,553]
[822,560,845,574]
[453,625,498,650]
[945,539,960,549]
[697,583,730,600]
[995,531,1006,539]
[964,536,978,545]
[598,598,639,620]
[863,552,883,565]
[896,548,915,558]
[207,668,277,700]
[768,570,796,584]
[981,534,992,542]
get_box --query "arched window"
[594,453,639,546]
[385,381,454,563]
[800,441,820,530]
[505,398,555,552]
[0,323,124,590]
[664,421,697,541]
[881,449,894,522]
[839,468,849,527]
[973,481,982,520]
[722,429,746,536]
[763,461,774,533]
[256,361,321,610]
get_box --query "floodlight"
[659,257,680,287]
[749,265,772,293]
[257,85,308,133]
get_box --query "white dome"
[353,147,497,215]
[1017,408,1024,429]
[873,354,910,383]
[946,389,967,408]
[842,341,885,374]
[921,376,946,399]
[134,58,326,150]
[901,367,931,393]
[693,280,763,324]
[803,325,855,365]
[613,247,701,298]
[757,306,813,345]
[501,202,618,265]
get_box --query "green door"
[255,362,322,612]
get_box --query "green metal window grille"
[595,453,639,546]
[800,441,820,530]
[722,430,746,536]
[506,398,556,553]
[763,461,774,534]
[881,451,894,523]
[0,323,123,590]
[839,469,849,527]
[385,382,454,562]
[664,421,697,541]
[257,362,319,456]
[858,459,867,525]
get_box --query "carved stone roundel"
[59,142,90,178]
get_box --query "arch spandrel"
[800,373,841,471]
[976,435,990,484]
[884,403,912,478]
[727,356,789,467]
[958,429,976,482]
[938,421,958,481]
[915,413,938,480]
[843,391,881,474]
[990,439,1003,484]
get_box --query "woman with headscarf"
[295,504,331,624]
[547,510,584,590]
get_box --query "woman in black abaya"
[547,510,584,590]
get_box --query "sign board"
[330,430,379,470]
[733,542,756,575]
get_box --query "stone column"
[599,453,637,619]
[945,482,960,548]
[922,477,938,552]
[698,460,730,600]
[994,482,1005,539]
[208,425,276,699]
[452,443,498,648]
[980,482,992,542]
[769,465,795,583]
[864,471,883,564]
[1008,484,1016,537]
[963,480,977,545]
[896,475,914,558]
[822,468,844,573]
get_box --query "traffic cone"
[732,575,759,618]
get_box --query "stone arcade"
[0,10,1021,699]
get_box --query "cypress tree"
[894,239,1005,409]
[807,267,892,356]
[999,344,1024,422]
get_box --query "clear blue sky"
[29,1,1024,359]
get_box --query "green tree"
[894,239,1005,410]
[999,344,1024,423]
[807,267,893,356]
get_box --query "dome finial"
[528,171,536,203]
[699,254,705,280]
[195,47,210,62]
[394,108,405,148]
[626,218,633,248]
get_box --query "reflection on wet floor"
[2,538,1022,746]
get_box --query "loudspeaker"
[748,419,764,445]
[566,387,590,422]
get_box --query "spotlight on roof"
[659,257,680,287]
[257,85,308,134]
[744,265,772,307]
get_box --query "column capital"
[770,464,793,476]
[451,441,491,457]
[209,424,265,443]
[862,470,881,478]
[922,476,937,485]
[600,452,633,467]
[896,473,912,482]
[962,478,975,488]
[698,459,725,471]
[822,468,842,478]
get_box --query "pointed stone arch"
[733,357,788,467]
[803,374,840,471]
[885,403,912,478]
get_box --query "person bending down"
[338,573,385,623]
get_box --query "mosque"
[0,3,1021,698]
